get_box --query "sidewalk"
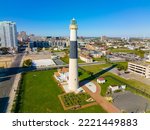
[82,81,120,113]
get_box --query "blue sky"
[0,0,150,37]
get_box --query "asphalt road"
[0,61,106,77]
[0,53,24,112]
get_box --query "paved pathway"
[82,81,120,113]
[6,54,25,112]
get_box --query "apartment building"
[128,62,150,78]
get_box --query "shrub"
[23,59,32,67]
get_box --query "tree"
[23,59,32,67]
[117,64,128,71]
[0,47,9,54]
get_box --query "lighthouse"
[69,18,79,91]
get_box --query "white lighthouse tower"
[69,18,79,91]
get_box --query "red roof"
[58,67,69,73]
[54,72,60,77]
[98,77,105,81]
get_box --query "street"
[0,53,24,112]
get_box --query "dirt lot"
[24,53,51,60]
[0,56,14,68]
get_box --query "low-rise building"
[97,77,105,84]
[85,43,99,50]
[109,56,126,62]
[145,54,150,62]
[32,59,56,67]
[109,85,119,92]
[90,51,103,58]
[54,67,69,83]
[120,85,126,90]
[128,62,150,78]
[109,85,126,92]
[79,54,93,63]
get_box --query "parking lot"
[112,91,150,113]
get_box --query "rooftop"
[109,85,118,88]
[0,21,16,24]
[98,77,105,81]
[54,72,60,77]
[80,54,92,59]
[58,67,69,73]
[129,61,150,67]
[71,18,77,25]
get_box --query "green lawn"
[79,64,150,96]
[127,79,150,94]
[14,62,150,113]
[99,73,150,96]
[78,68,91,81]
[100,76,124,96]
[116,62,128,67]
[101,72,150,95]
[80,64,112,74]
[16,70,106,113]
[116,62,128,70]
[78,58,85,63]
[60,56,69,63]
[110,48,135,53]
[93,57,106,62]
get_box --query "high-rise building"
[0,21,18,48]
[69,18,79,91]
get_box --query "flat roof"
[110,85,118,87]
[129,61,150,67]
[32,59,56,66]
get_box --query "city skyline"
[0,0,150,37]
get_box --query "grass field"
[79,64,150,95]
[110,48,135,53]
[78,68,90,81]
[116,62,128,68]
[101,72,150,95]
[60,56,69,63]
[80,64,150,90]
[100,76,124,96]
[126,79,150,94]
[80,63,112,74]
[16,70,106,113]
[98,72,150,96]
[93,57,106,62]
[116,62,128,70]
[14,62,150,112]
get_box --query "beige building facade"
[128,62,150,78]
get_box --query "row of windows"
[129,67,146,72]
[130,69,145,75]
[129,65,146,69]
[129,64,147,69]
